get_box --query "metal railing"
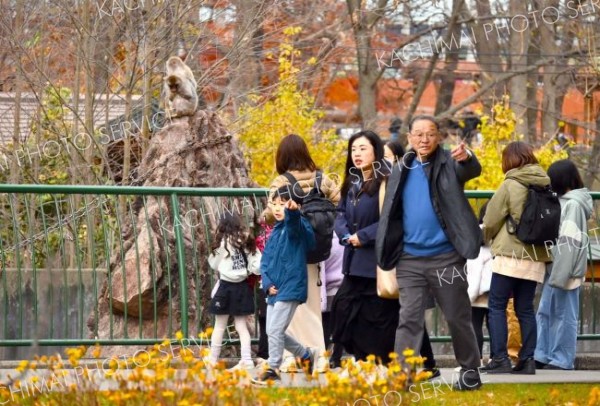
[0,185,598,357]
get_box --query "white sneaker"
[314,356,330,373]
[255,357,268,368]
[228,360,255,371]
[279,356,299,373]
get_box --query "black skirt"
[330,275,399,364]
[209,280,255,316]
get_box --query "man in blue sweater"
[376,115,484,390]
[252,186,317,385]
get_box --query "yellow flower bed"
[0,334,428,406]
[1,336,599,405]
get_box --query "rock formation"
[88,110,259,357]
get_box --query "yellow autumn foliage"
[466,96,568,191]
[235,27,345,187]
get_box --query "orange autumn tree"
[235,27,345,187]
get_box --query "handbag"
[376,178,399,299]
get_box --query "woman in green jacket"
[482,141,552,375]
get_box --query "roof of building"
[0,92,144,146]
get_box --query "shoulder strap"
[282,172,300,201]
[282,172,298,186]
[314,170,323,193]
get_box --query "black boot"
[512,357,536,375]
[481,357,513,374]
[453,368,482,391]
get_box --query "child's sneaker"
[228,360,255,371]
[279,356,298,373]
[254,357,268,369]
[300,348,319,375]
[251,368,280,385]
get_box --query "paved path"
[438,368,600,384]
[1,367,599,390]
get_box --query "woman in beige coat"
[267,134,340,369]
[482,141,552,375]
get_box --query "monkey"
[163,56,198,119]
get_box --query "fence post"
[171,193,188,337]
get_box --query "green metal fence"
[0,185,598,358]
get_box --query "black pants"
[421,325,436,369]
[471,307,491,359]
[256,289,269,359]
[257,315,269,359]
[323,311,344,365]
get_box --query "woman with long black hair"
[330,130,399,364]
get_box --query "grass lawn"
[409,383,599,405]
[2,383,599,405]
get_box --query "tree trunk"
[406,0,463,130]
[228,0,268,114]
[538,0,573,141]
[508,0,530,141]
[527,36,540,140]
[538,0,559,141]
[346,0,391,131]
[434,0,464,115]
[467,0,505,111]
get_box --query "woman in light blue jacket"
[535,160,593,370]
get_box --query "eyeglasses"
[409,132,438,140]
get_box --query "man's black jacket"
[376,147,483,270]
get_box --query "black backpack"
[282,171,336,263]
[507,182,561,246]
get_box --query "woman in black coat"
[330,130,399,364]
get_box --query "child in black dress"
[208,213,262,370]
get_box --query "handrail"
[0,184,597,199]
[0,185,598,354]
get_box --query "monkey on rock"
[164,56,198,119]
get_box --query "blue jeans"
[535,275,580,369]
[266,301,308,369]
[488,273,537,360]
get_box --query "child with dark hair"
[535,159,592,370]
[208,213,262,370]
[252,186,317,384]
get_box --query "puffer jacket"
[548,188,593,289]
[376,147,483,269]
[269,170,341,205]
[483,164,552,263]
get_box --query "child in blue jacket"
[252,186,317,385]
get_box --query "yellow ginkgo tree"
[235,27,345,187]
[466,96,569,191]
